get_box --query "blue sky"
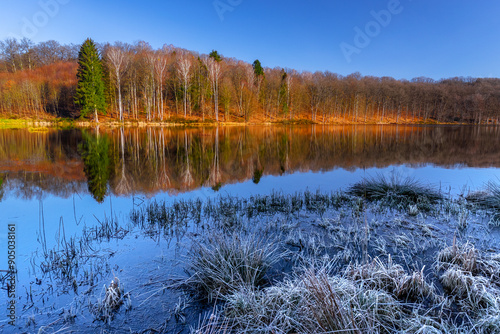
[1,0,499,80]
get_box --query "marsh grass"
[467,182,500,226]
[348,174,442,212]
[190,308,231,334]
[29,204,128,331]
[457,206,470,231]
[440,267,498,310]
[85,213,128,242]
[90,276,131,324]
[301,271,363,333]
[161,182,500,333]
[132,190,360,239]
[347,256,437,303]
[117,180,500,332]
[436,239,500,282]
[473,312,500,334]
[223,265,442,334]
[179,234,284,302]
[224,283,305,333]
[435,239,500,315]
[37,214,123,289]
[436,240,479,273]
[471,182,500,211]
[27,177,500,332]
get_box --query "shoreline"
[0,117,475,130]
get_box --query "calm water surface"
[1,125,500,331]
[2,125,500,200]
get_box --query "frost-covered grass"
[27,179,500,333]
[471,181,500,211]
[348,174,442,212]
[178,234,284,302]
[468,181,500,225]
[128,181,500,333]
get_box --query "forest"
[1,38,500,124]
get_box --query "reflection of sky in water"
[206,165,500,198]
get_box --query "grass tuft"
[436,240,478,273]
[181,234,283,301]
[225,282,305,333]
[473,181,500,211]
[348,174,442,211]
[440,267,497,310]
[468,181,500,225]
[90,276,131,324]
[436,239,500,282]
[224,265,413,333]
[347,256,437,302]
[301,268,372,333]
[473,312,500,334]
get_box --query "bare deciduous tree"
[177,52,192,117]
[106,46,129,121]
[154,49,168,120]
[203,56,222,122]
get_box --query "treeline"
[1,38,500,124]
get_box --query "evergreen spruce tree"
[252,59,264,77]
[74,38,106,122]
[209,50,222,62]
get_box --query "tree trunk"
[117,74,123,121]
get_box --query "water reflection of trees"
[114,127,132,195]
[0,129,85,199]
[1,125,500,200]
[79,130,110,203]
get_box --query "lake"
[1,125,500,332]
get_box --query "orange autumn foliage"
[0,62,77,118]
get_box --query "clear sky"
[1,0,499,80]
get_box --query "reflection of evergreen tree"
[79,131,110,203]
[252,168,263,184]
[211,182,222,191]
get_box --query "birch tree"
[177,52,192,117]
[203,56,222,121]
[106,46,129,121]
[153,49,168,120]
